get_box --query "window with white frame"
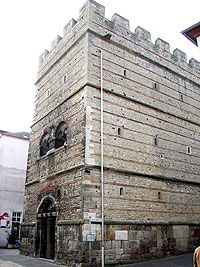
[12,212,21,223]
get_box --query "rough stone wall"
[86,86,200,183]
[20,224,35,256]
[101,223,194,265]
[57,223,83,265]
[33,15,89,124]
[81,168,200,223]
[26,86,86,184]
[83,0,200,265]
[24,168,83,223]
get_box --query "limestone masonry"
[21,1,200,266]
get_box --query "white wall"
[0,134,29,170]
[197,36,200,54]
[0,134,29,247]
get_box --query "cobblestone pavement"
[0,249,193,267]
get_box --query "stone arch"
[37,196,56,215]
[39,132,50,157]
[55,121,67,149]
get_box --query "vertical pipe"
[100,49,104,267]
[89,216,92,266]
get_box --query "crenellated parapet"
[37,0,200,83]
[63,18,77,35]
[111,13,130,30]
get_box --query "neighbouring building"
[20,1,200,266]
[182,22,200,51]
[0,130,29,247]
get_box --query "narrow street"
[0,248,193,266]
[116,253,193,266]
[0,249,65,267]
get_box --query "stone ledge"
[104,220,200,226]
[84,162,200,186]
[21,222,36,226]
[57,219,84,225]
[25,179,40,187]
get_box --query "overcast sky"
[0,0,199,133]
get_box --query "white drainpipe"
[100,49,104,267]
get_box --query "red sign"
[0,212,10,228]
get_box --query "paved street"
[116,253,193,267]
[0,249,193,266]
[0,249,65,267]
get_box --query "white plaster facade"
[197,36,200,53]
[0,131,29,247]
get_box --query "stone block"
[135,26,151,41]
[111,13,130,30]
[105,241,112,250]
[105,230,115,240]
[173,48,187,62]
[92,241,101,250]
[50,35,62,50]
[155,38,171,53]
[115,230,128,240]
[96,230,101,241]
[129,231,138,240]
[39,49,49,64]
[63,18,77,35]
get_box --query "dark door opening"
[36,198,56,260]
[40,216,55,259]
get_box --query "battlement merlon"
[37,0,200,83]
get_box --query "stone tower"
[21,1,200,266]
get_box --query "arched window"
[55,122,67,149]
[40,132,50,157]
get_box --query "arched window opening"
[55,122,67,149]
[40,133,50,157]
[158,191,162,200]
[38,198,56,215]
[42,201,55,213]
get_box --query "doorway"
[36,198,56,260]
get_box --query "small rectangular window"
[123,69,126,77]
[158,191,162,200]
[187,146,192,154]
[45,89,51,98]
[179,93,184,102]
[153,82,159,90]
[63,75,67,84]
[154,137,158,146]
[120,187,124,196]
